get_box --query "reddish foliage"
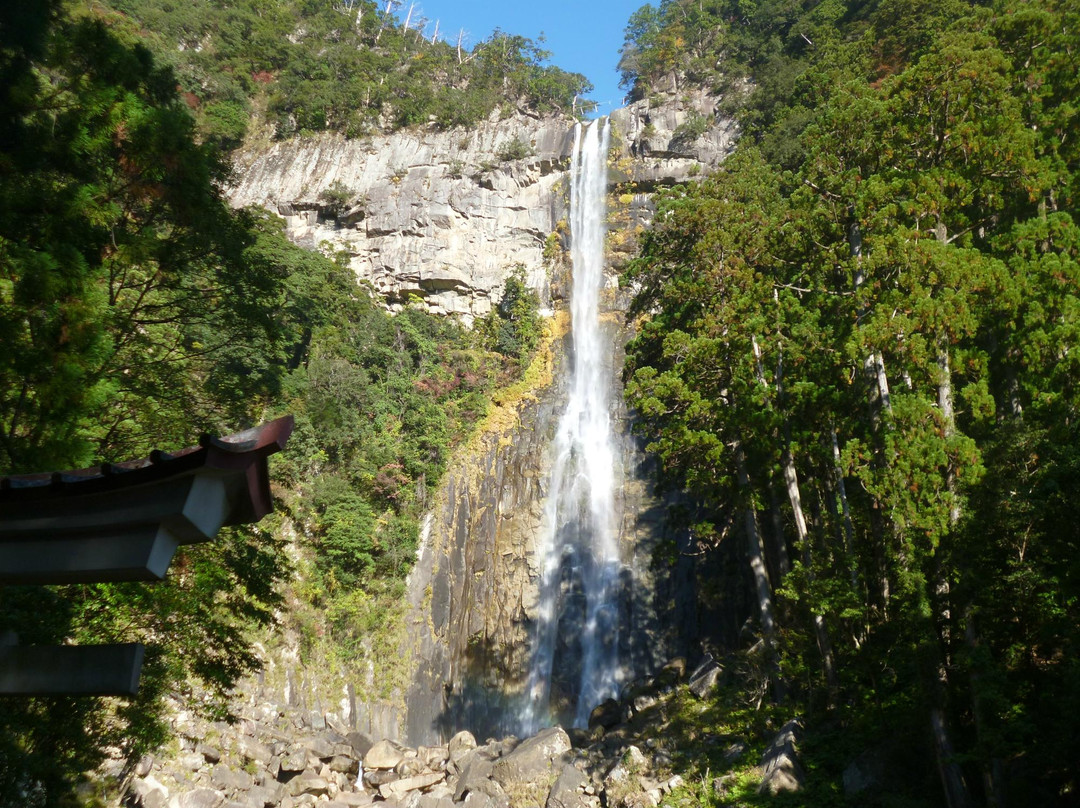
[373,463,411,503]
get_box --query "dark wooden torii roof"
[0,415,294,585]
[0,416,293,697]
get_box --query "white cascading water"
[519,118,621,735]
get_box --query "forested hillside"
[622,0,1079,805]
[95,0,594,148]
[0,2,542,801]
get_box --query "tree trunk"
[733,440,784,701]
[735,441,775,642]
[830,428,856,563]
[782,446,840,705]
[767,479,791,582]
[932,707,972,808]
[965,606,1006,808]
[927,223,972,808]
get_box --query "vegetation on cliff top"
[92,0,595,148]
[624,0,1079,804]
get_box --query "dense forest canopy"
[94,0,595,147]
[0,1,544,801]
[623,0,1079,804]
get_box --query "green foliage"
[495,136,534,163]
[0,7,302,798]
[477,266,544,364]
[0,10,289,473]
[274,261,544,672]
[318,180,360,218]
[671,111,709,146]
[93,0,594,142]
[625,0,1080,802]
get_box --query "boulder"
[131,775,169,806]
[334,792,375,807]
[198,744,223,764]
[485,736,520,758]
[363,769,400,789]
[588,699,622,731]
[211,764,254,792]
[379,771,446,801]
[757,719,806,796]
[490,727,572,788]
[136,755,155,777]
[366,739,410,770]
[604,746,648,791]
[178,753,207,772]
[687,654,722,699]
[176,789,226,808]
[330,755,360,775]
[630,694,659,715]
[238,737,274,766]
[462,792,507,808]
[447,730,478,766]
[452,756,496,802]
[246,783,284,807]
[279,749,308,773]
[306,736,337,760]
[287,774,331,798]
[347,732,375,758]
[616,793,657,808]
[418,796,456,808]
[661,775,684,794]
[545,763,589,808]
[395,758,427,778]
[417,745,449,771]
[654,658,686,693]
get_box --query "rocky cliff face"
[401,293,702,747]
[115,89,743,805]
[226,89,736,322]
[228,115,573,321]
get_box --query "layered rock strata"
[226,90,736,322]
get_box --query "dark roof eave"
[0,416,294,503]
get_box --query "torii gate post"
[0,416,293,697]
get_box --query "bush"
[672,112,710,146]
[318,180,359,218]
[495,137,533,162]
[478,265,542,361]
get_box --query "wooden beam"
[0,526,179,584]
[0,643,145,697]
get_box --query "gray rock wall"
[226,90,736,323]
[401,294,700,746]
[228,114,576,322]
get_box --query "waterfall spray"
[519,118,620,735]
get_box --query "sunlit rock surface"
[227,91,735,322]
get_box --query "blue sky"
[405,0,644,115]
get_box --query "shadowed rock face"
[401,291,701,746]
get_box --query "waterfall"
[519,118,620,735]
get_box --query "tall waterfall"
[520,118,620,734]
